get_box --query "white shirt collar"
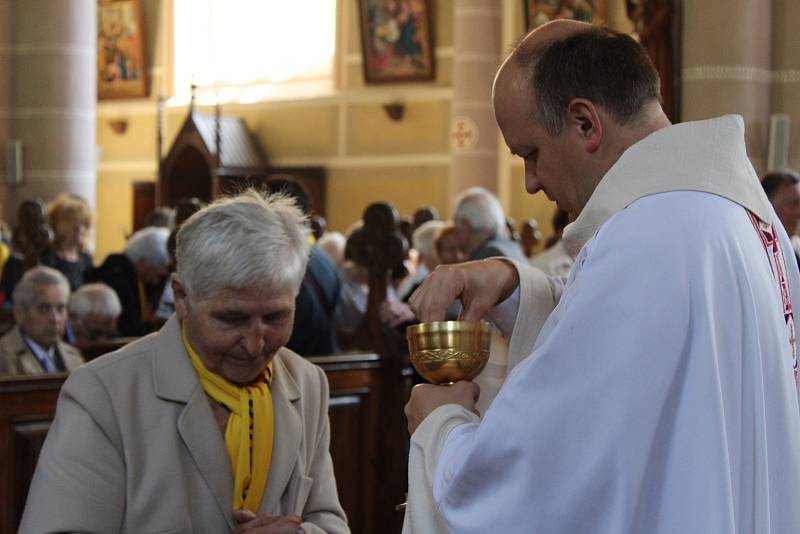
[21,331,56,371]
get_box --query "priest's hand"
[233,509,304,534]
[405,381,480,435]
[409,259,519,322]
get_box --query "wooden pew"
[0,374,66,534]
[309,353,383,534]
[74,337,140,362]
[0,353,386,534]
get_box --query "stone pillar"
[771,0,800,171]
[448,0,502,208]
[681,0,772,172]
[5,0,96,223]
[0,0,12,222]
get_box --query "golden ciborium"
[406,320,492,385]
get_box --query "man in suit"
[87,226,170,336]
[0,266,83,375]
[21,191,348,533]
[453,186,526,261]
[761,169,800,267]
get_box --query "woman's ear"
[565,98,602,152]
[172,274,189,319]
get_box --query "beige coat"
[19,316,348,534]
[0,325,83,376]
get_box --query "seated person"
[68,283,122,343]
[265,177,342,356]
[397,220,445,300]
[1,194,93,300]
[20,191,348,533]
[0,266,83,375]
[317,231,346,269]
[530,209,575,277]
[336,241,414,347]
[453,187,526,261]
[434,223,466,265]
[87,226,170,336]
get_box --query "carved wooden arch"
[158,123,216,207]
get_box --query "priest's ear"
[565,98,602,153]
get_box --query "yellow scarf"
[182,323,274,512]
[138,281,152,323]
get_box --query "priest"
[405,21,800,534]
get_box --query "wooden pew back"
[0,374,65,533]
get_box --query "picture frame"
[97,0,147,100]
[524,0,607,31]
[357,0,435,84]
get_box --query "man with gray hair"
[21,191,349,533]
[87,226,170,336]
[68,283,122,343]
[0,266,83,375]
[453,186,526,261]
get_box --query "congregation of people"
[3,18,800,534]
[0,178,579,381]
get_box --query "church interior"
[1,0,799,533]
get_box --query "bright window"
[172,0,337,103]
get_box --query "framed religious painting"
[524,0,607,31]
[357,0,435,84]
[97,0,147,100]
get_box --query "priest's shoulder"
[603,191,744,246]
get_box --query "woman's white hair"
[13,266,70,308]
[125,226,170,266]
[453,186,507,237]
[69,283,122,319]
[412,220,445,257]
[175,190,311,298]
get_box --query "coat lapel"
[177,388,234,529]
[8,327,45,375]
[260,350,302,514]
[152,317,235,530]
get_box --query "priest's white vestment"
[413,116,800,533]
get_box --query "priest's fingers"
[410,260,519,323]
[458,260,520,323]
[409,264,467,322]
[405,381,480,434]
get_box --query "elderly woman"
[0,194,93,301]
[21,192,349,534]
[68,282,122,342]
[46,194,94,287]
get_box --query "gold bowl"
[406,321,492,385]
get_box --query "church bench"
[0,374,65,533]
[74,336,140,362]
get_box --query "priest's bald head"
[492,20,671,218]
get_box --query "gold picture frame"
[524,0,607,31]
[97,0,147,100]
[357,0,436,84]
